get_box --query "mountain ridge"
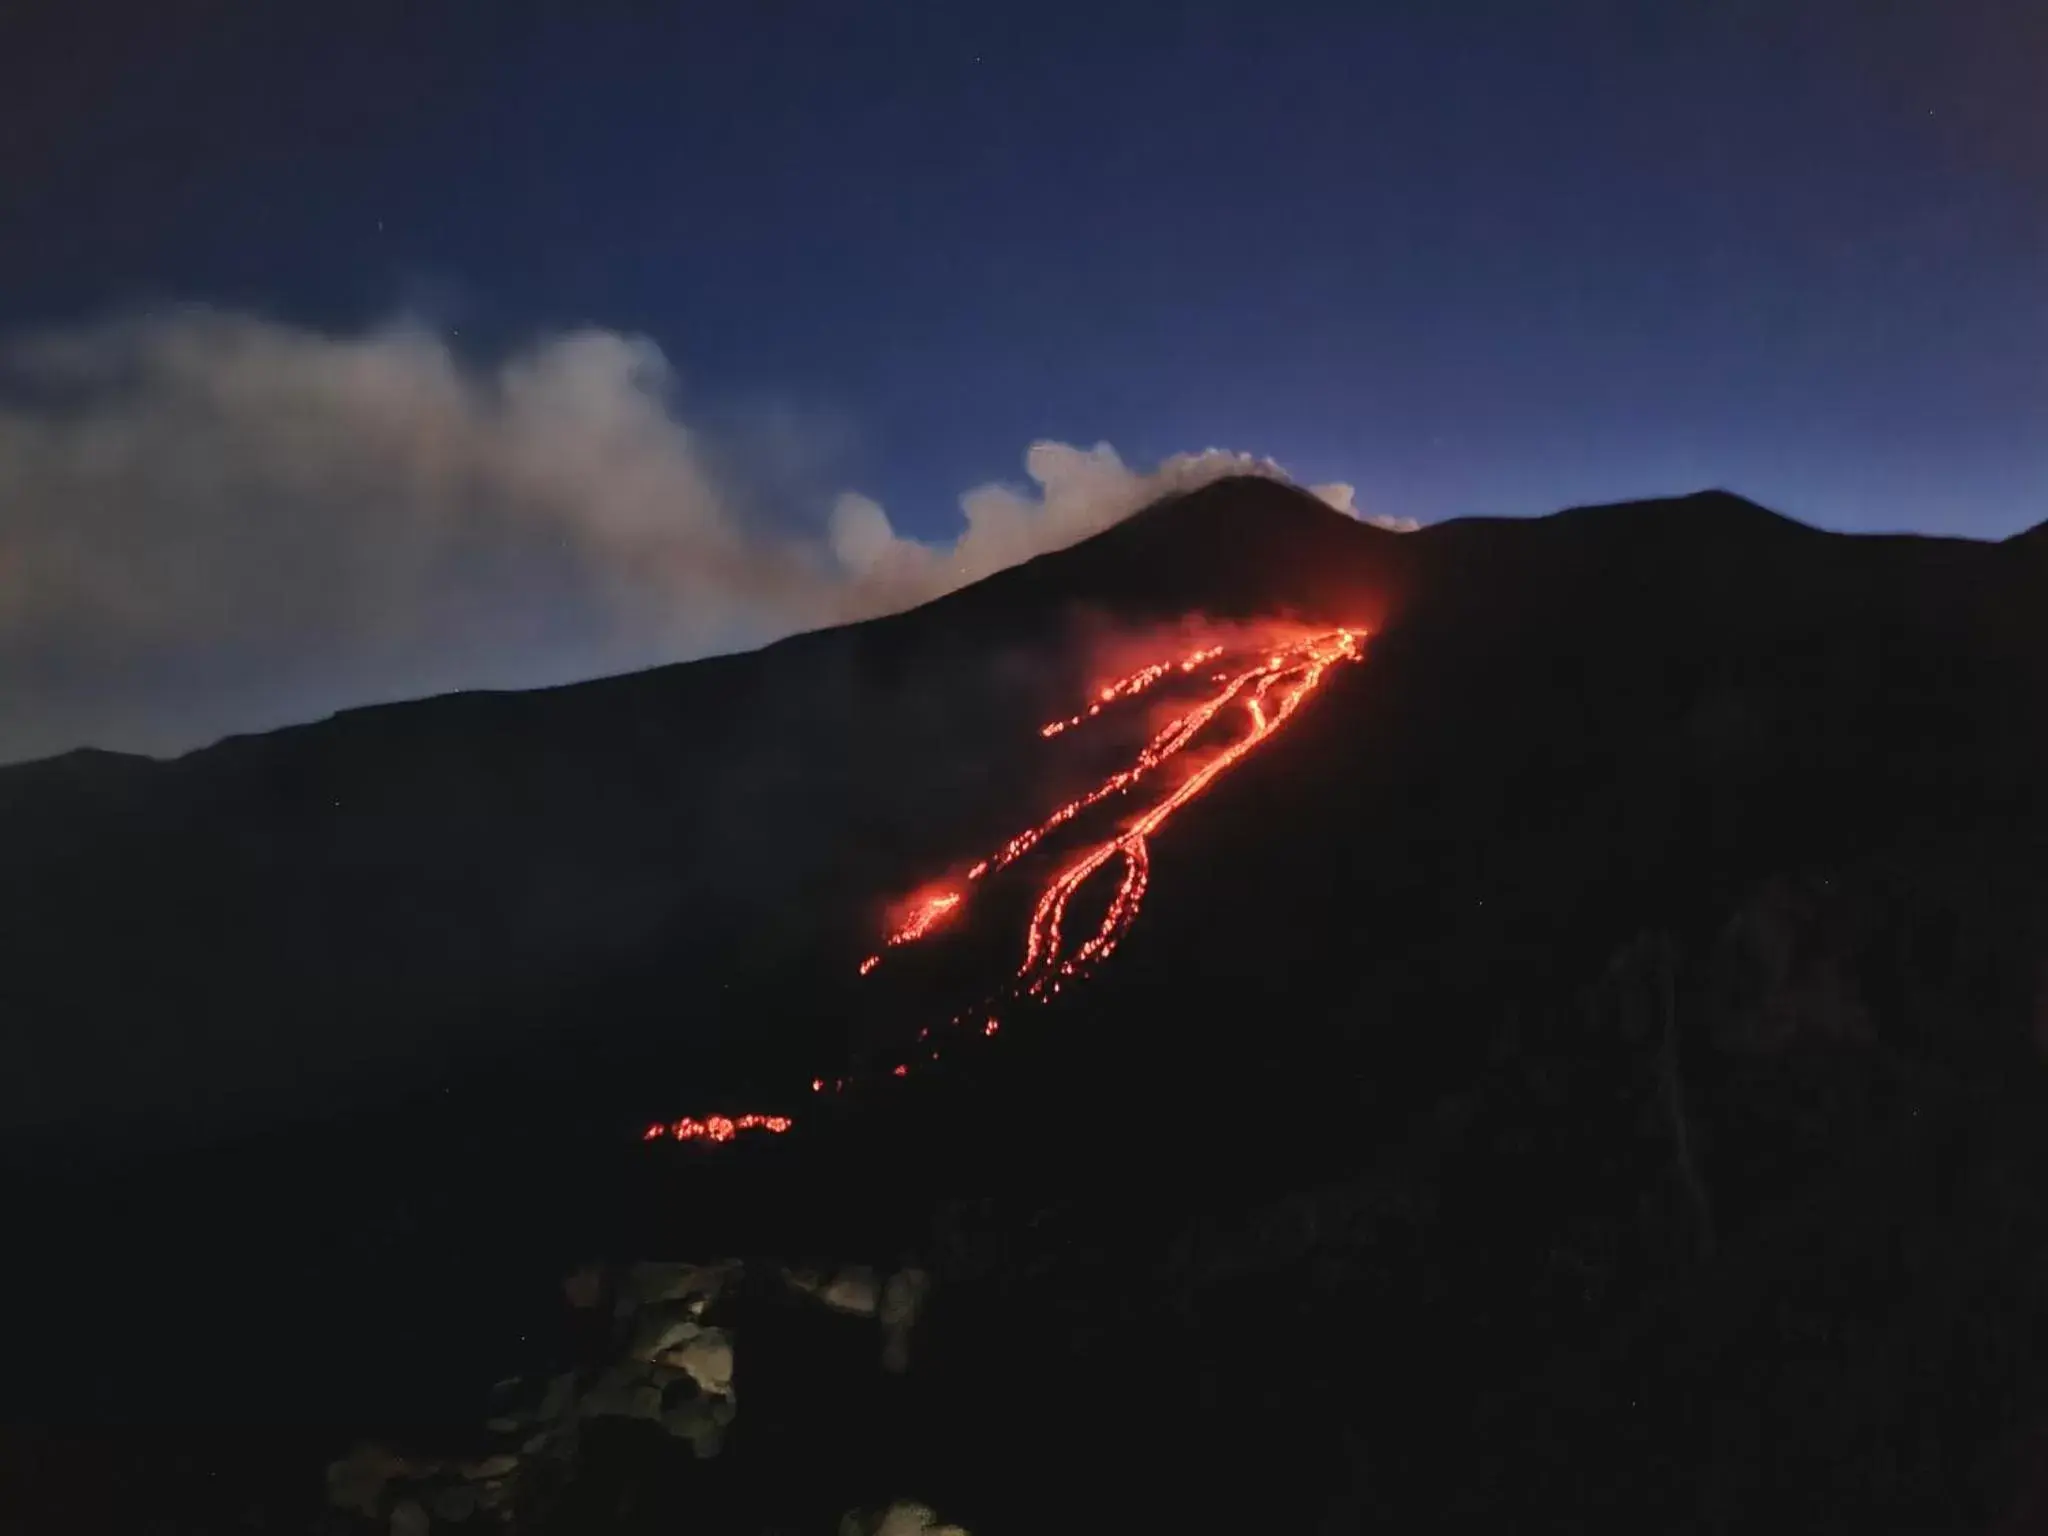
[8,473,2048,1530]
[0,477,2017,785]
[1,475,2042,1151]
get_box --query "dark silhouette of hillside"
[5,477,2048,1532]
[0,476,1395,1146]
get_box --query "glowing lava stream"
[1039,644,1224,737]
[644,1112,793,1143]
[646,624,1365,1147]
[1016,629,1361,992]
[883,626,1367,996]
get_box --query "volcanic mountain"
[6,477,2048,1532]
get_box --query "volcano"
[6,477,2048,1532]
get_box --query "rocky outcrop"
[784,1262,932,1374]
[323,1255,936,1530]
[839,1501,971,1536]
[324,1442,527,1530]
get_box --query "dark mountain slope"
[6,478,2048,1531]
[790,487,2048,1532]
[3,476,2042,1166]
[0,477,1398,1145]
[7,477,2036,1148]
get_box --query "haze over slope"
[0,307,1382,763]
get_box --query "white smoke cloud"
[0,307,1405,764]
[827,441,1380,605]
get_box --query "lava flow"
[645,622,1366,1147]
[877,625,1366,996]
[858,890,965,976]
[1038,644,1224,737]
[643,1113,793,1143]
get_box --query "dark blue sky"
[3,0,2044,541]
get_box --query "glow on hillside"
[646,623,1367,1147]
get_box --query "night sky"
[2,0,2044,761]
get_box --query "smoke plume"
[0,306,1403,764]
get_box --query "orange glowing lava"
[646,622,1366,1148]
[1019,629,1361,991]
[644,1113,793,1143]
[858,889,965,975]
[891,890,962,944]
[1037,645,1223,738]
[863,626,1365,995]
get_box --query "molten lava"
[1009,628,1362,994]
[858,889,965,975]
[644,1113,793,1143]
[860,627,1363,991]
[1038,644,1224,737]
[646,623,1366,1147]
